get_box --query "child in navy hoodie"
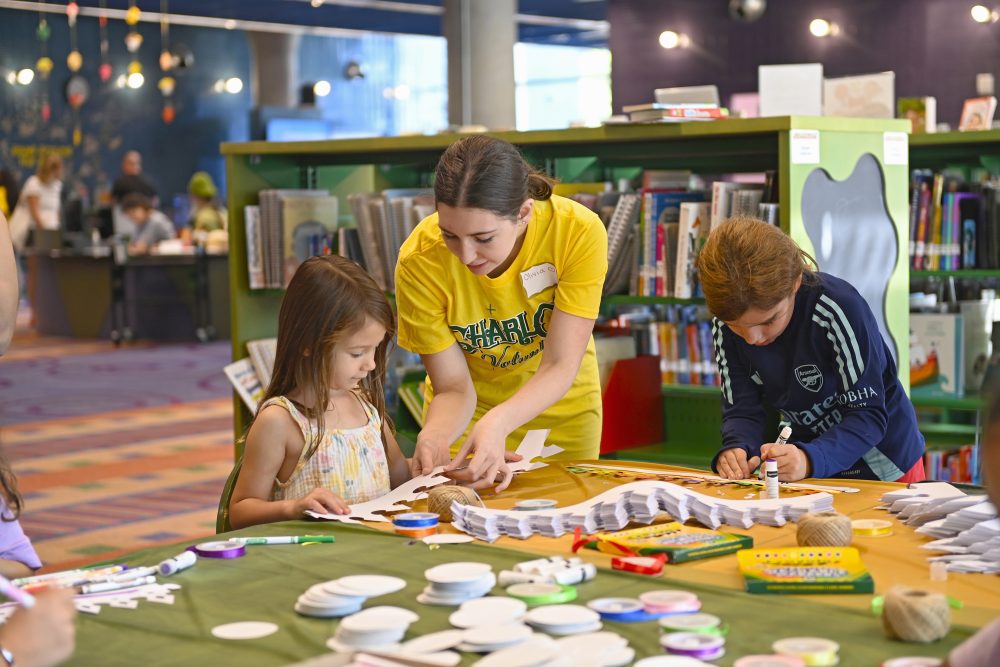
[697,217,925,482]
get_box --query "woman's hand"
[291,488,350,517]
[759,443,811,481]
[445,449,524,492]
[444,414,522,492]
[411,432,453,476]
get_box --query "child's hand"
[716,448,758,479]
[759,443,811,481]
[292,489,350,517]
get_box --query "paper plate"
[462,622,533,646]
[634,657,713,667]
[425,562,493,586]
[472,636,560,667]
[459,596,527,618]
[323,575,406,597]
[211,621,279,640]
[525,604,600,628]
[423,534,476,545]
[399,629,466,654]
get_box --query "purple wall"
[609,0,1000,127]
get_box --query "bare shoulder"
[245,403,303,454]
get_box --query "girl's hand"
[411,433,452,476]
[716,447,758,479]
[292,489,350,517]
[759,443,811,481]
[0,587,77,667]
[444,415,521,492]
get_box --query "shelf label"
[790,129,820,164]
[883,131,908,166]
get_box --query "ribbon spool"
[427,485,484,522]
[660,632,726,661]
[881,587,951,643]
[772,638,840,667]
[191,540,246,559]
[734,657,807,667]
[796,511,854,547]
[852,519,893,537]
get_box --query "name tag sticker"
[520,263,558,298]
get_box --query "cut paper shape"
[801,153,899,364]
[570,462,860,494]
[307,431,563,523]
[211,621,280,640]
[451,480,835,542]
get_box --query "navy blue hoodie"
[711,272,924,480]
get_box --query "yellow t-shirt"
[395,195,608,459]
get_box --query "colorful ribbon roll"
[504,582,577,605]
[734,657,807,667]
[851,518,893,537]
[191,540,246,559]
[660,631,725,661]
[659,612,725,636]
[392,512,440,528]
[514,499,558,511]
[772,637,840,667]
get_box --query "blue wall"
[0,8,251,213]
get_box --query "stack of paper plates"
[327,606,418,653]
[294,575,406,618]
[554,631,634,666]
[419,562,497,606]
[458,623,535,653]
[449,596,527,628]
[524,604,602,636]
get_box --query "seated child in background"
[228,255,411,528]
[0,451,42,577]
[119,193,175,255]
[945,382,1000,666]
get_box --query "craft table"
[62,462,992,666]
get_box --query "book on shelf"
[897,96,937,134]
[674,202,710,299]
[246,337,277,391]
[910,313,964,398]
[280,194,340,287]
[959,96,997,132]
[909,169,996,270]
[398,378,426,428]
[224,359,265,412]
[347,188,434,291]
[244,205,265,290]
[924,445,979,484]
[625,106,730,123]
[603,193,642,296]
[640,189,705,296]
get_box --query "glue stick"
[158,550,197,576]
[765,459,779,499]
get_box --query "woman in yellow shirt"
[396,135,608,491]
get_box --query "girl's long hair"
[0,450,23,522]
[258,255,395,459]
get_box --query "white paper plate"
[425,562,492,586]
[324,575,406,597]
[293,599,362,618]
[525,604,600,628]
[462,622,533,647]
[472,636,560,667]
[633,657,712,667]
[340,606,418,633]
[326,637,401,654]
[211,621,279,640]
[554,631,629,653]
[539,620,603,636]
[399,629,466,654]
[459,596,527,619]
[423,534,476,545]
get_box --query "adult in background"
[396,135,608,491]
[8,152,62,253]
[111,151,157,205]
[183,171,227,242]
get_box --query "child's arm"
[382,422,411,489]
[0,559,34,579]
[229,406,350,529]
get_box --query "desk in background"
[27,249,230,342]
[62,463,993,666]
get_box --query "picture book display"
[737,546,874,594]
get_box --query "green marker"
[232,535,336,545]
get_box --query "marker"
[110,566,159,582]
[14,565,125,587]
[760,425,792,479]
[0,574,36,608]
[230,535,336,546]
[78,575,156,595]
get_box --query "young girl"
[697,217,925,483]
[228,255,411,529]
[1,451,42,577]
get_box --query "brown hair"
[0,450,23,522]
[697,216,816,322]
[121,193,153,212]
[433,135,555,219]
[259,255,396,459]
[37,151,62,183]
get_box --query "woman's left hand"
[444,415,522,492]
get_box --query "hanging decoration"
[98,1,112,82]
[125,0,143,53]
[158,0,175,123]
[66,2,82,71]
[36,3,52,122]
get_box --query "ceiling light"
[6,72,17,85]
[16,68,34,85]
[127,72,144,88]
[224,19,237,30]
[971,4,999,21]
[224,77,243,94]
[313,80,331,97]
[809,18,839,37]
[658,30,689,49]
[310,0,324,6]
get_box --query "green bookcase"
[221,116,911,464]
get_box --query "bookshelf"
[221,116,911,465]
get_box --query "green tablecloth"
[68,520,972,666]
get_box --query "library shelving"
[221,116,911,466]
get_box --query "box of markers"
[737,546,875,594]
[585,521,753,564]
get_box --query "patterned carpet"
[0,333,235,571]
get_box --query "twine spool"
[427,485,484,522]
[796,511,853,547]
[882,587,951,643]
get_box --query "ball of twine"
[882,587,951,643]
[796,511,854,547]
[427,485,484,523]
